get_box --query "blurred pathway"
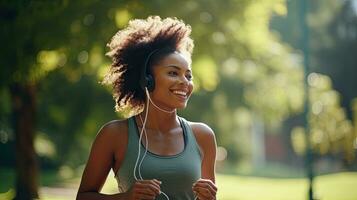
[40,187,77,199]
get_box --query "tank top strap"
[128,116,139,140]
[127,116,141,156]
[178,117,203,160]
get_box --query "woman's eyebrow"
[166,65,192,72]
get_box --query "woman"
[77,16,217,200]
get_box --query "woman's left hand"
[192,178,217,200]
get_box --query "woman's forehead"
[156,52,191,70]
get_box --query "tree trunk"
[10,82,39,200]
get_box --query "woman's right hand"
[126,179,162,200]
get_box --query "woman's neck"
[137,106,178,133]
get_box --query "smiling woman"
[150,53,193,110]
[76,16,218,200]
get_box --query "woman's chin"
[176,102,188,109]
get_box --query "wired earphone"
[134,48,175,200]
[133,87,173,200]
[134,48,198,200]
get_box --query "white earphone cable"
[133,87,170,200]
[133,90,149,181]
[138,115,148,180]
[146,89,176,114]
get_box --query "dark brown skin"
[76,53,217,200]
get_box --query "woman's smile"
[171,89,189,100]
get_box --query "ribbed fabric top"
[115,116,202,199]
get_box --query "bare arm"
[191,122,218,200]
[76,120,162,200]
[76,121,127,200]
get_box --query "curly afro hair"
[103,16,194,115]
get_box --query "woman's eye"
[186,74,193,80]
[168,71,178,76]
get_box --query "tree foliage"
[291,73,356,163]
[1,0,356,198]
[272,0,357,164]
[1,0,301,167]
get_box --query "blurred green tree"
[272,0,357,165]
[0,0,324,198]
[291,73,356,163]
[0,0,128,198]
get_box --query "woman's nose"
[178,75,189,85]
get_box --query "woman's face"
[150,52,193,110]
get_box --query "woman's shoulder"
[186,120,215,137]
[94,119,129,142]
[185,120,216,156]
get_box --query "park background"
[1,0,357,199]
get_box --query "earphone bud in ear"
[139,49,161,92]
[145,74,155,92]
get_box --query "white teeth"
[172,90,187,96]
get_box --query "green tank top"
[115,116,202,199]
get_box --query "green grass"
[1,169,357,200]
[216,172,356,200]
